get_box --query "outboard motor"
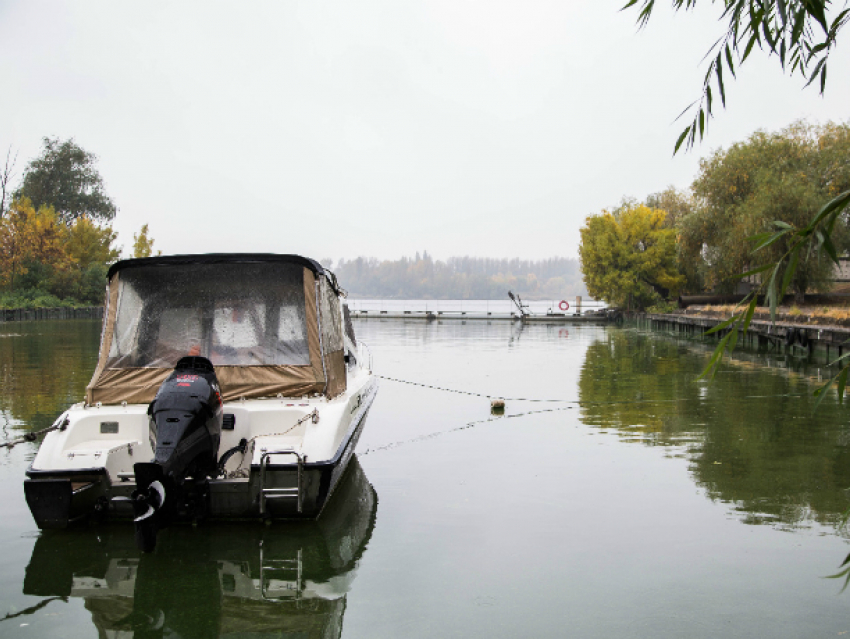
[132,356,223,552]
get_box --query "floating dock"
[347,297,609,323]
[350,309,609,322]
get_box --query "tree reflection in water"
[578,330,850,532]
[0,320,100,433]
[23,456,377,639]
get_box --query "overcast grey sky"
[1,1,847,262]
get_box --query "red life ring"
[559,300,569,311]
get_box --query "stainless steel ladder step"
[258,450,304,515]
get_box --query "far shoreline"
[0,307,103,323]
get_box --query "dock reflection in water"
[23,456,377,639]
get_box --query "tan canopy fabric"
[88,365,324,405]
[85,255,347,405]
[319,275,346,399]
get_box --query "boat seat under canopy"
[85,255,347,405]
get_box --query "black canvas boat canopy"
[87,254,346,405]
[107,253,327,280]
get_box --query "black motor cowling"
[147,356,223,479]
[132,356,223,552]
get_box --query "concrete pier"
[638,312,850,362]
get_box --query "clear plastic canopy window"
[107,262,310,369]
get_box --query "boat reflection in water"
[23,456,377,639]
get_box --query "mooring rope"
[360,384,811,456]
[0,416,68,450]
[376,374,810,405]
[224,409,319,478]
[359,405,577,456]
[376,374,578,403]
[0,382,810,453]
[0,596,67,623]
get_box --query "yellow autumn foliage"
[579,204,684,309]
[0,197,120,304]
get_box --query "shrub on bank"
[647,300,678,314]
[0,291,87,309]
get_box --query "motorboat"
[24,254,377,551]
[23,456,377,638]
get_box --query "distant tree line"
[579,119,850,310]
[327,252,587,299]
[0,138,157,309]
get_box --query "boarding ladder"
[258,450,304,515]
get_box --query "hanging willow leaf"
[837,368,848,405]
[725,43,736,76]
[754,228,791,251]
[622,1,845,153]
[727,323,739,352]
[779,247,800,299]
[767,263,781,321]
[813,368,843,412]
[824,564,850,594]
[807,189,850,229]
[804,0,829,33]
[777,0,788,26]
[705,312,742,334]
[699,328,736,379]
[804,57,827,88]
[742,296,757,336]
[716,52,726,106]
[821,229,839,263]
[792,9,806,42]
[674,127,690,154]
[740,263,774,278]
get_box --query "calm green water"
[2,318,850,638]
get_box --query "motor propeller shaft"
[132,462,170,553]
[133,480,165,523]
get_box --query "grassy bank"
[675,303,850,328]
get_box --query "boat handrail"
[358,340,373,371]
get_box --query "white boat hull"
[25,375,377,527]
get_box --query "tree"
[39,216,122,302]
[645,186,694,229]
[332,254,586,299]
[645,187,705,293]
[64,216,120,271]
[624,2,850,406]
[132,224,160,258]
[678,121,850,300]
[0,198,64,291]
[16,137,117,224]
[0,147,17,220]
[579,204,685,309]
[625,0,849,152]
